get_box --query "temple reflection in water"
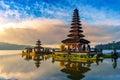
[21,53,118,80]
[22,53,50,68]
[52,57,104,80]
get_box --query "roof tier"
[71,23,81,25]
[62,38,90,44]
[69,30,83,32]
[67,34,85,37]
[61,9,90,44]
[36,40,41,45]
[71,26,82,29]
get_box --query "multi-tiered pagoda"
[34,40,44,53]
[62,9,90,52]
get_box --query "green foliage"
[103,54,112,58]
[51,54,95,59]
[95,41,120,49]
[60,44,66,51]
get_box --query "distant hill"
[95,41,120,50]
[0,42,33,50]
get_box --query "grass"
[48,54,104,60]
[23,52,117,60]
[102,54,112,58]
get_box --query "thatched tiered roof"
[61,9,90,44]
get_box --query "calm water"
[0,50,120,80]
[102,50,120,54]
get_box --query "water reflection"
[22,53,50,68]
[21,53,119,80]
[112,57,118,69]
[52,58,103,80]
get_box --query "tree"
[60,44,66,51]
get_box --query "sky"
[0,0,120,47]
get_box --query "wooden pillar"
[83,44,86,52]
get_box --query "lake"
[0,50,120,80]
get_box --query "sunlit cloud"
[0,0,120,47]
[0,17,118,47]
[0,18,68,47]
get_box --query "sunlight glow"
[0,26,5,32]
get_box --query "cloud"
[78,5,120,26]
[81,21,117,46]
[0,18,68,47]
[0,0,10,9]
[1,0,120,25]
[0,0,120,47]
[0,17,120,47]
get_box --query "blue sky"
[1,0,120,23]
[0,0,120,47]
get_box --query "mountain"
[0,42,33,50]
[95,41,120,50]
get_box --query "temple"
[61,9,90,53]
[22,39,52,54]
[34,40,44,53]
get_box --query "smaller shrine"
[34,40,44,53]
[22,40,46,54]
